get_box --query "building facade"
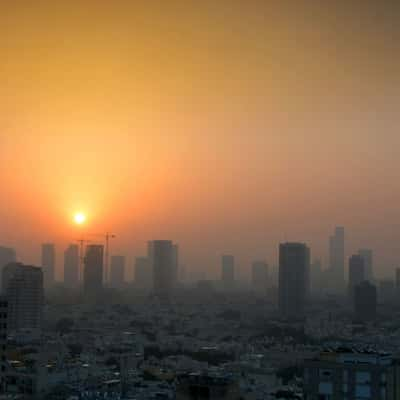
[41,243,55,288]
[83,245,104,295]
[110,255,125,288]
[64,244,79,288]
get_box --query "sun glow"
[74,212,86,225]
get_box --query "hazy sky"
[1,1,399,280]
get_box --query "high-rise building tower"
[0,246,16,288]
[251,261,268,294]
[396,268,400,289]
[2,263,44,331]
[279,243,310,319]
[64,244,79,288]
[358,249,373,282]
[83,245,104,295]
[134,257,152,290]
[0,296,7,392]
[328,227,345,293]
[172,244,179,288]
[148,240,175,299]
[221,255,235,289]
[348,255,365,299]
[41,243,55,288]
[354,281,377,322]
[110,255,125,288]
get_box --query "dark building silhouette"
[172,244,179,288]
[358,248,373,282]
[354,281,377,322]
[148,240,175,299]
[0,246,16,287]
[328,226,345,293]
[110,255,125,288]
[41,243,55,288]
[251,260,268,294]
[83,245,104,295]
[2,263,44,331]
[379,279,395,303]
[279,242,310,319]
[348,255,365,300]
[64,244,79,288]
[396,268,400,289]
[134,257,152,289]
[221,255,235,289]
[0,296,7,391]
[311,259,323,294]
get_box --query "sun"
[74,212,86,225]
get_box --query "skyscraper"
[328,226,345,293]
[0,246,16,287]
[2,263,44,331]
[221,255,235,289]
[83,245,104,295]
[354,281,377,322]
[148,240,175,299]
[0,296,7,392]
[279,243,310,319]
[251,261,268,294]
[41,243,55,288]
[64,244,79,288]
[348,255,365,300]
[134,257,152,290]
[396,268,400,289]
[110,255,125,288]
[358,249,373,282]
[172,244,179,288]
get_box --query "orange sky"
[0,1,400,280]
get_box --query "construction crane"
[87,232,116,285]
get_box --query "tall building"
[2,263,44,331]
[0,296,7,393]
[172,244,179,288]
[311,259,323,294]
[328,226,345,293]
[354,281,377,322]
[134,257,152,289]
[41,243,55,288]
[110,255,125,288]
[0,246,16,288]
[221,255,235,289]
[396,268,400,289]
[251,261,268,294]
[304,349,400,400]
[83,245,104,295]
[148,240,175,299]
[279,242,310,319]
[358,249,373,282]
[64,244,79,288]
[348,255,365,300]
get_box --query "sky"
[0,1,400,280]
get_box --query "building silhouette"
[64,244,79,288]
[83,245,104,295]
[251,261,268,294]
[41,243,55,288]
[279,242,310,319]
[358,248,373,282]
[0,246,16,288]
[396,268,400,289]
[0,296,7,392]
[348,255,365,300]
[354,281,377,322]
[2,263,44,332]
[221,255,235,290]
[134,257,152,290]
[148,240,175,299]
[328,226,345,293]
[110,255,125,288]
[172,244,179,288]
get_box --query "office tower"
[110,255,125,288]
[304,349,399,400]
[41,243,55,288]
[83,245,104,295]
[221,255,235,289]
[279,242,310,319]
[251,261,268,294]
[172,244,179,288]
[64,244,79,288]
[354,281,377,322]
[2,263,44,331]
[328,226,345,293]
[0,297,7,392]
[379,279,395,303]
[148,240,175,299]
[396,268,400,289]
[358,249,373,282]
[348,255,365,300]
[0,246,16,288]
[134,257,152,289]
